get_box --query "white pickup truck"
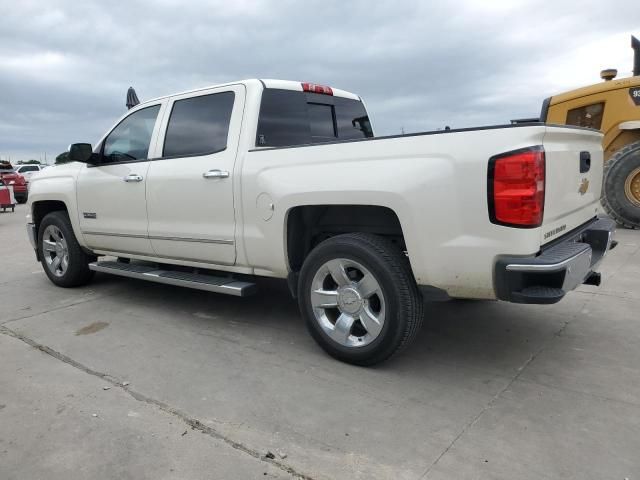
[27,79,616,365]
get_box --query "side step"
[89,261,257,297]
[511,286,565,304]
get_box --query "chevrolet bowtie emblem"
[578,178,589,195]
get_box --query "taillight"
[301,82,333,95]
[488,146,545,228]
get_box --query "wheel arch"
[285,204,406,276]
[32,200,69,235]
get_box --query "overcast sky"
[0,0,638,162]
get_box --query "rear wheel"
[602,140,640,229]
[39,211,95,287]
[298,233,423,366]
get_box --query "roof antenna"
[126,86,140,110]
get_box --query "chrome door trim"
[82,231,148,239]
[91,248,231,265]
[150,235,234,245]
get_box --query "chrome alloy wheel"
[42,225,69,277]
[310,258,386,348]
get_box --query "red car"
[0,162,28,204]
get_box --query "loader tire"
[602,140,640,229]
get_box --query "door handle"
[123,174,143,182]
[203,169,230,179]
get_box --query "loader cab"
[543,76,640,160]
[540,35,640,229]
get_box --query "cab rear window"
[256,89,372,147]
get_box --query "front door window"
[103,105,160,163]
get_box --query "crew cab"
[26,79,616,365]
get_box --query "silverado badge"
[578,178,589,195]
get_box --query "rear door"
[541,126,604,244]
[145,84,244,265]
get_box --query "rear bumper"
[494,216,616,304]
[13,186,27,201]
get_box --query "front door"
[77,103,164,255]
[145,85,244,265]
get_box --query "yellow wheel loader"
[542,35,640,229]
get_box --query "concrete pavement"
[1,204,639,479]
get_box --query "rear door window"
[163,92,235,158]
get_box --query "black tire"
[38,211,95,287]
[602,140,640,229]
[16,193,27,204]
[298,233,423,366]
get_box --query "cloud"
[0,0,638,161]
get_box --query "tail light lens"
[488,146,545,228]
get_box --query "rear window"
[256,89,372,147]
[0,162,14,172]
[163,91,234,158]
[308,103,335,139]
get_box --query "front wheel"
[298,233,423,366]
[38,211,95,287]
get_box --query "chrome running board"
[89,261,256,297]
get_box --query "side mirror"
[68,143,95,163]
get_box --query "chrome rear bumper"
[494,216,616,304]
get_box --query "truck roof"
[141,79,361,106]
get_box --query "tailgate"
[541,126,604,245]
